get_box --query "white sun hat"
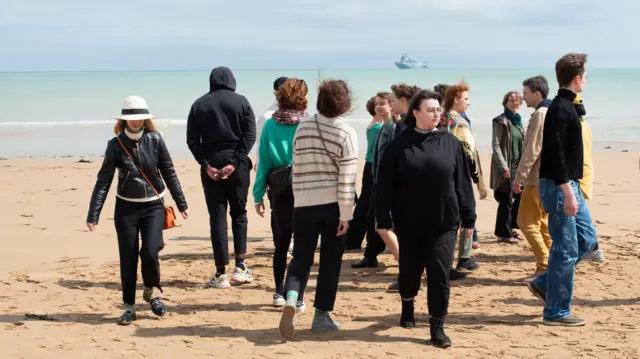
[114,95,157,121]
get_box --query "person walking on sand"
[442,83,487,279]
[573,94,605,262]
[255,76,288,171]
[512,76,553,281]
[490,91,525,244]
[376,90,476,348]
[527,53,598,326]
[360,84,421,292]
[186,66,256,289]
[344,95,383,251]
[252,78,309,310]
[346,93,387,260]
[86,96,189,325]
[278,79,358,339]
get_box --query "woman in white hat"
[86,95,189,325]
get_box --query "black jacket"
[86,131,188,224]
[539,89,584,185]
[376,129,476,233]
[186,66,256,170]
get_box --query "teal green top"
[252,118,299,204]
[365,122,383,162]
[510,124,523,163]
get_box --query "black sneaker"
[456,258,479,271]
[118,310,136,325]
[351,257,378,269]
[149,297,166,317]
[449,269,468,281]
[400,300,416,328]
[429,317,452,348]
[527,282,546,304]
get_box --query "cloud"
[0,0,638,70]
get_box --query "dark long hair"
[403,90,442,128]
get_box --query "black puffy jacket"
[86,131,188,224]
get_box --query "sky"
[0,0,638,71]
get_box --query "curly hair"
[433,83,450,100]
[113,119,157,135]
[366,96,376,116]
[316,79,353,118]
[391,83,421,101]
[444,83,470,113]
[276,78,308,111]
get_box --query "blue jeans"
[532,179,597,320]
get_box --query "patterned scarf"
[272,109,308,125]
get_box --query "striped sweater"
[292,114,359,221]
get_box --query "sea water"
[1,68,638,159]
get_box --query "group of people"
[86,52,601,348]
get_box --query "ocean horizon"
[1,68,638,159]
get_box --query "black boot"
[400,299,416,328]
[351,257,378,269]
[429,317,451,348]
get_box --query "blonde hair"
[113,119,157,135]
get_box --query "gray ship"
[395,53,428,69]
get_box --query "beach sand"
[0,152,639,358]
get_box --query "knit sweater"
[292,114,359,221]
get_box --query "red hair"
[444,83,470,113]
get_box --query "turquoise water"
[1,69,638,158]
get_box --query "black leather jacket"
[86,131,188,224]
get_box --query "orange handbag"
[116,137,177,230]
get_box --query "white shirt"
[254,101,278,169]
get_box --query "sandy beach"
[1,151,639,358]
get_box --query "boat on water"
[394,53,428,69]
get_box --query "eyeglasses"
[421,107,443,114]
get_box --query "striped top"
[292,114,359,221]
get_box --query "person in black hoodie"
[376,90,476,348]
[186,67,257,289]
[87,96,189,325]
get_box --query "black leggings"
[114,198,165,305]
[398,225,457,318]
[271,186,294,295]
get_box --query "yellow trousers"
[517,186,552,269]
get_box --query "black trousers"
[114,198,165,305]
[493,184,521,238]
[398,225,457,318]
[345,162,385,258]
[271,186,295,295]
[284,203,343,311]
[201,165,250,268]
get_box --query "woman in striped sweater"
[278,79,358,339]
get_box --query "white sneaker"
[583,248,605,261]
[231,266,253,284]
[208,273,231,288]
[273,293,286,307]
[296,300,306,314]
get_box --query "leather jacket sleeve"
[86,141,116,224]
[157,136,188,212]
